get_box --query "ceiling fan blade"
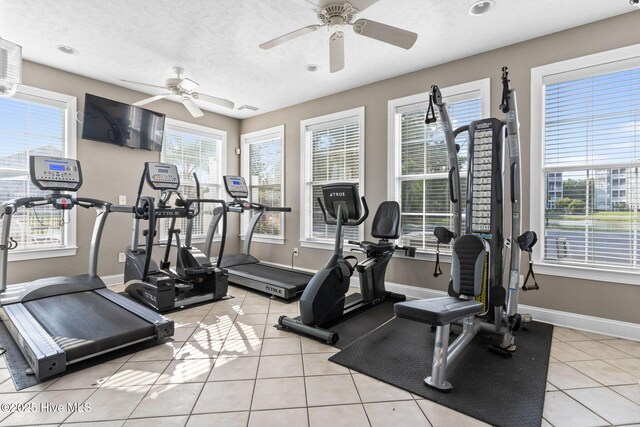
[177,78,199,92]
[181,97,204,118]
[260,24,322,49]
[133,93,172,107]
[352,19,417,49]
[120,79,166,90]
[195,93,235,109]
[329,31,345,73]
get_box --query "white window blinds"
[394,96,482,253]
[244,127,284,239]
[542,65,640,270]
[0,89,73,254]
[162,120,224,240]
[302,109,364,242]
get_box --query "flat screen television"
[82,93,166,152]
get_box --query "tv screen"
[82,93,165,152]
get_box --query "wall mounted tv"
[82,93,166,152]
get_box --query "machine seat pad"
[394,297,484,326]
[359,240,395,252]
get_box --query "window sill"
[8,246,78,262]
[299,240,449,262]
[240,236,285,245]
[535,261,640,286]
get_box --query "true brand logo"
[329,192,346,197]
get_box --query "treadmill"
[202,176,313,300]
[0,156,174,380]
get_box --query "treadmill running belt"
[230,263,311,290]
[24,291,155,361]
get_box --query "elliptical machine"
[278,183,415,344]
[124,162,229,312]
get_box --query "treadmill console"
[29,156,82,191]
[223,175,249,199]
[146,162,180,191]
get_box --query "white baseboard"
[234,261,640,342]
[103,273,124,287]
[374,279,640,342]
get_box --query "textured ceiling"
[0,0,634,119]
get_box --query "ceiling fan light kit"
[259,1,418,73]
[0,37,22,97]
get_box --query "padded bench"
[393,234,487,392]
[394,297,483,326]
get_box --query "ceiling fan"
[123,67,234,118]
[259,0,418,73]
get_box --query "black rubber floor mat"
[330,316,553,427]
[330,300,399,349]
[0,321,37,390]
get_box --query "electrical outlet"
[118,252,126,263]
[118,195,127,205]
[293,247,299,256]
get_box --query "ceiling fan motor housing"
[318,3,357,27]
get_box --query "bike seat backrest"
[371,201,400,240]
[451,234,486,297]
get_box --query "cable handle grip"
[425,85,440,124]
[500,66,511,114]
[448,167,458,203]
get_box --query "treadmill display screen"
[223,175,249,198]
[48,164,66,171]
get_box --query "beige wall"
[6,12,640,323]
[7,61,241,284]
[240,11,640,324]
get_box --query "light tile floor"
[0,284,638,426]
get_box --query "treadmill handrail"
[0,195,114,291]
[212,199,293,257]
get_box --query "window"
[531,44,640,284]
[0,85,77,261]
[241,125,284,242]
[388,80,489,254]
[161,119,226,241]
[300,107,364,246]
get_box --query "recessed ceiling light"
[56,45,79,55]
[305,64,320,72]
[468,0,495,16]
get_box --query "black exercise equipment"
[124,162,228,311]
[202,175,314,300]
[278,183,415,343]
[0,156,174,380]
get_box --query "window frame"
[299,107,365,249]
[5,85,78,262]
[160,118,227,244]
[387,79,490,259]
[530,43,640,285]
[240,125,286,245]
